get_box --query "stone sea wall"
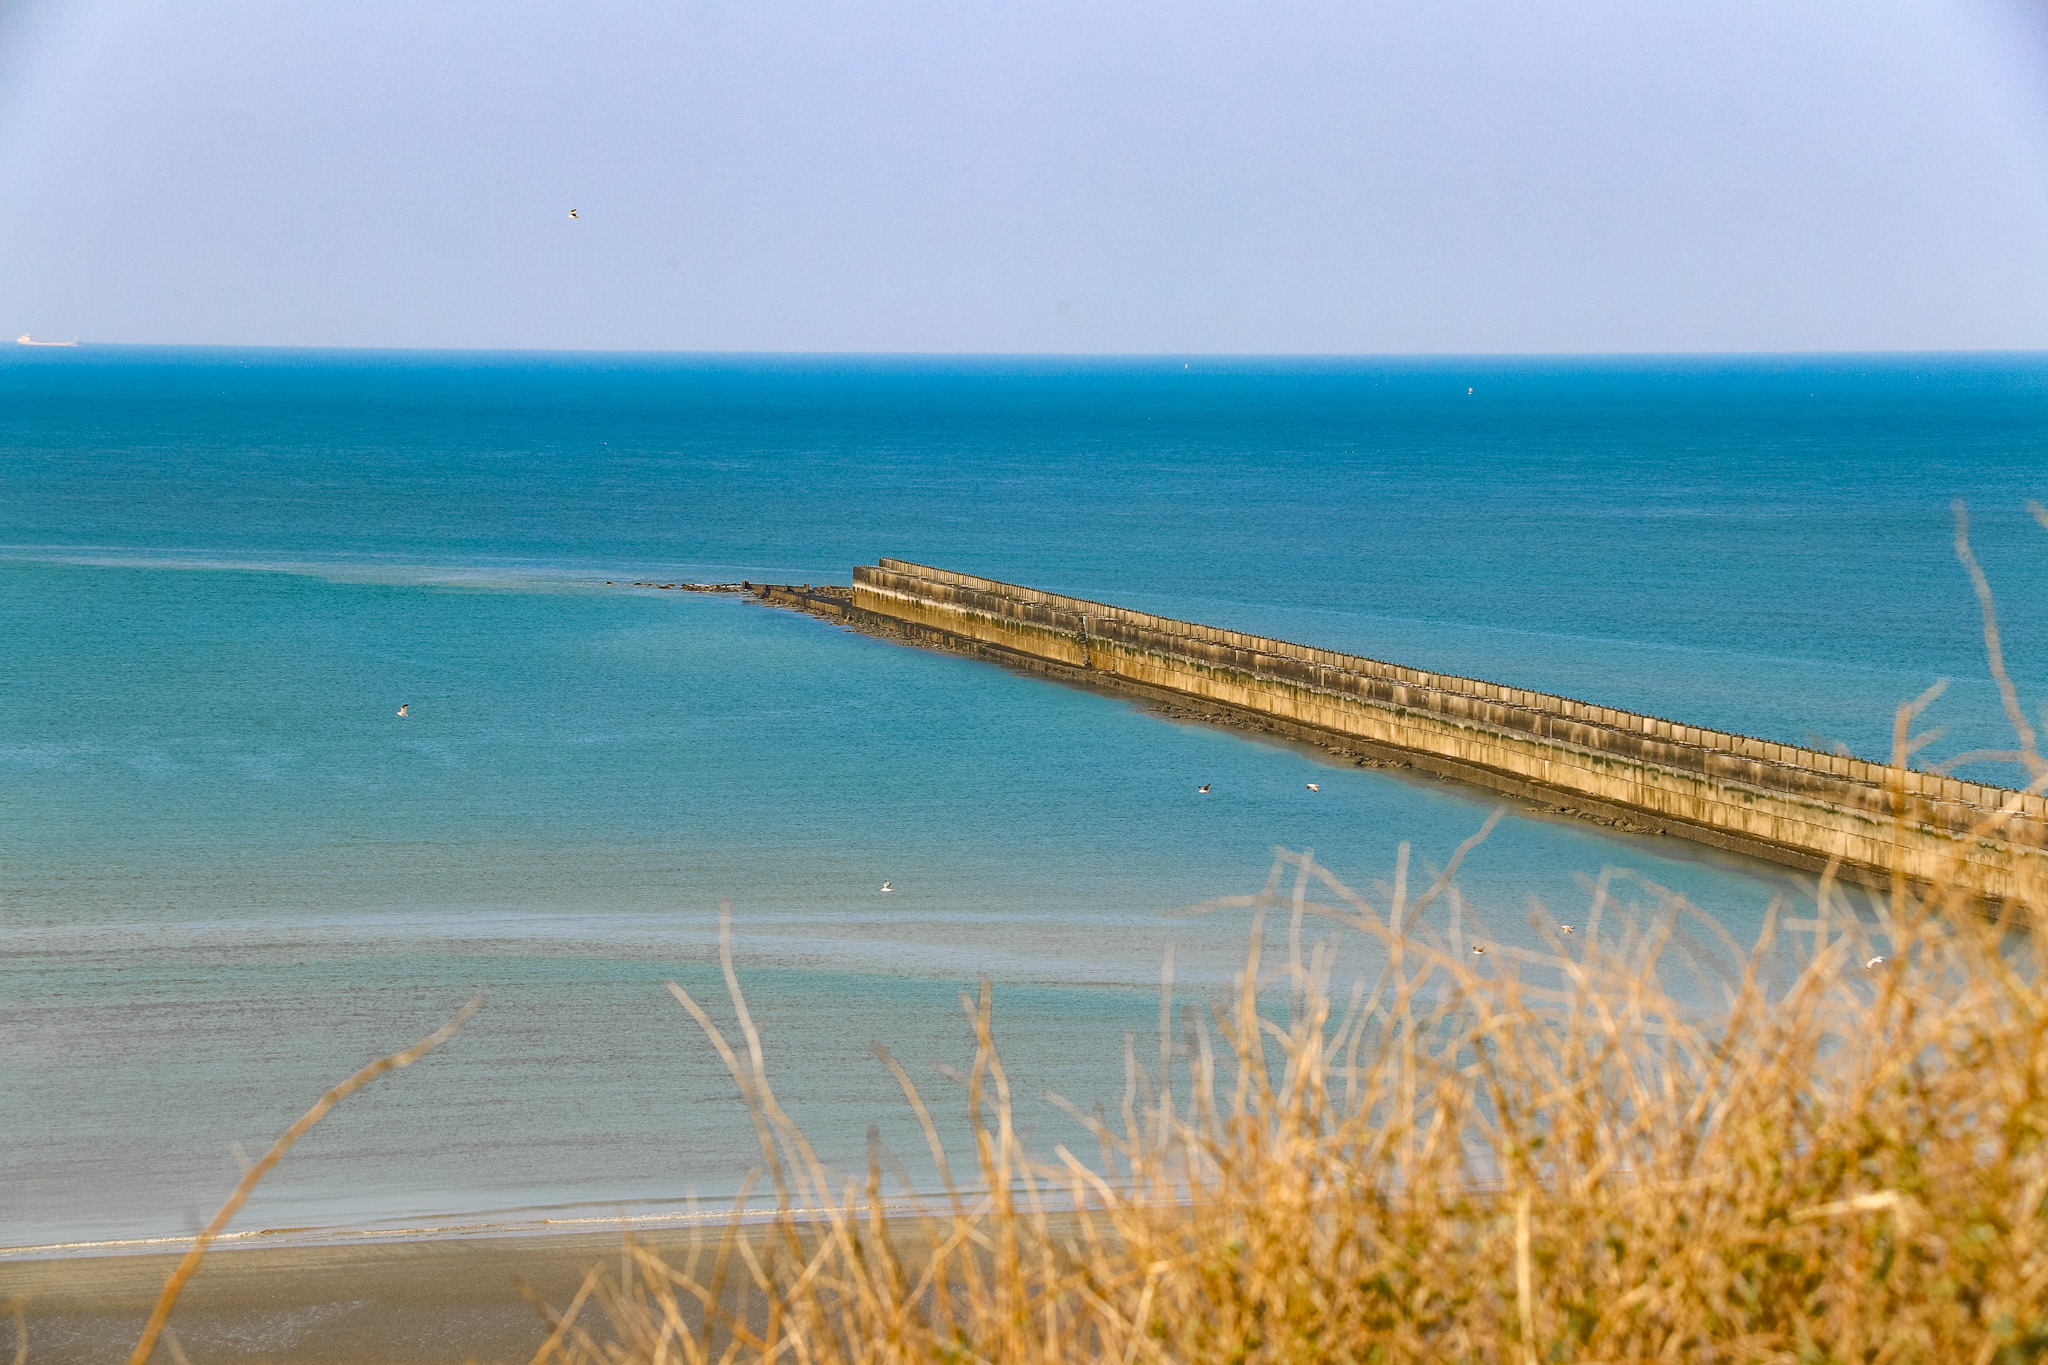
[843,559,2048,903]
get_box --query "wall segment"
[849,559,2047,904]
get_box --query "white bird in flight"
[1198,783,1211,794]
[1305,783,1319,793]
[1560,924,1574,936]
[568,209,579,219]
[1866,955,1887,970]
[397,703,410,717]
[880,881,893,893]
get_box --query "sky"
[1,0,2045,353]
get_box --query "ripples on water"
[2,349,2043,1247]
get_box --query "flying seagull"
[1560,925,1574,936]
[1470,945,1486,956]
[568,209,579,219]
[396,703,410,717]
[1197,783,1211,794]
[1305,783,1319,793]
[1866,955,1887,970]
[880,881,893,893]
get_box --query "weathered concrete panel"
[849,561,2048,905]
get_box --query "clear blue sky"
[2,0,2044,352]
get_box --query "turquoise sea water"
[4,348,2045,1250]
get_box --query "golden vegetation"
[60,808,2036,1365]
[524,818,2045,1365]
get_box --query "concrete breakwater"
[768,560,2046,906]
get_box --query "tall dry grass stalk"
[125,995,483,1365]
[547,832,2048,1363]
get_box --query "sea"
[4,348,2045,1254]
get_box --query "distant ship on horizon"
[16,334,79,347]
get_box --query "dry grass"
[530,830,2048,1365]
[121,997,484,1365]
[509,502,2048,1365]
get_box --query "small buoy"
[1305,783,1319,793]
[1198,783,1211,794]
[396,703,409,717]
[880,881,894,893]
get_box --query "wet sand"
[0,1227,733,1365]
[0,1211,1068,1365]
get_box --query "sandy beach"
[0,1206,1056,1365]
[1,1227,729,1364]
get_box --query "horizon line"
[10,341,2048,362]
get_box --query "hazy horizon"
[14,343,2048,359]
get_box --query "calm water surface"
[4,349,2044,1249]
